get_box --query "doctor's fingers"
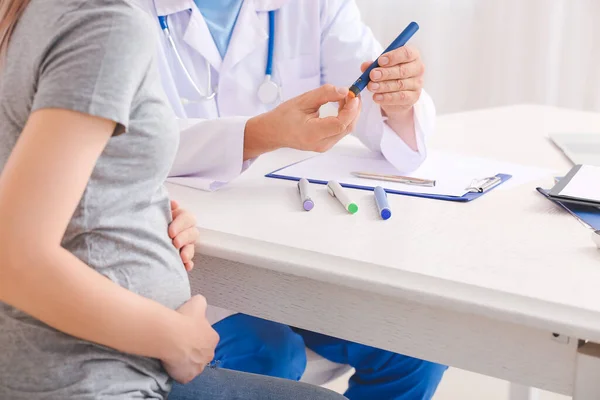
[379,45,420,67]
[316,129,354,153]
[373,89,421,107]
[299,84,348,110]
[308,117,348,144]
[322,96,359,133]
[307,116,353,150]
[341,97,362,133]
[337,95,360,122]
[370,59,424,82]
[309,112,360,151]
[360,61,373,73]
[304,97,359,145]
[367,76,423,94]
[347,106,361,133]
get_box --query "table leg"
[573,341,600,400]
[508,383,540,400]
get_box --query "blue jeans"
[173,314,447,400]
[168,366,346,400]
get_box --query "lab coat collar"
[155,0,289,16]
[183,7,222,71]
[154,0,192,16]
[253,0,290,12]
[155,0,290,72]
[222,0,269,71]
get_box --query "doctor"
[140,0,446,399]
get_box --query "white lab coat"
[140,0,436,323]
[141,0,436,191]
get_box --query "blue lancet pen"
[348,22,420,98]
[374,186,392,220]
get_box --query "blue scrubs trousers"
[201,314,447,400]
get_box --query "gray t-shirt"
[0,1,191,398]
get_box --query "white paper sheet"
[560,165,600,202]
[270,150,553,197]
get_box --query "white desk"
[168,105,600,399]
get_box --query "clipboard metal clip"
[466,176,502,193]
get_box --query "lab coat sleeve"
[319,0,436,173]
[361,90,435,173]
[167,117,253,191]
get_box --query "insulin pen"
[348,22,420,98]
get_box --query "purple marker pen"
[298,178,314,211]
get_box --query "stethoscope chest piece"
[257,75,280,104]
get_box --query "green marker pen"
[327,180,358,214]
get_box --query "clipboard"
[537,187,600,230]
[266,169,512,202]
[547,164,600,207]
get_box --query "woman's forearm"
[0,245,183,361]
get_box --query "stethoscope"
[158,10,279,105]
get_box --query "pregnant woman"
[0,1,346,399]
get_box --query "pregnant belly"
[73,228,192,310]
[102,258,192,311]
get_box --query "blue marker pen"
[374,186,391,220]
[348,22,419,98]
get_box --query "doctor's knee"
[213,314,307,380]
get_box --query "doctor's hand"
[162,295,219,384]
[169,200,199,272]
[244,84,361,158]
[362,45,425,117]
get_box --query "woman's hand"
[161,295,220,384]
[169,200,200,272]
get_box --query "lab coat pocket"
[278,55,321,100]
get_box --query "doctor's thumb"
[300,84,349,109]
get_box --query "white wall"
[355,0,600,115]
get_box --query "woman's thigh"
[168,367,346,400]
